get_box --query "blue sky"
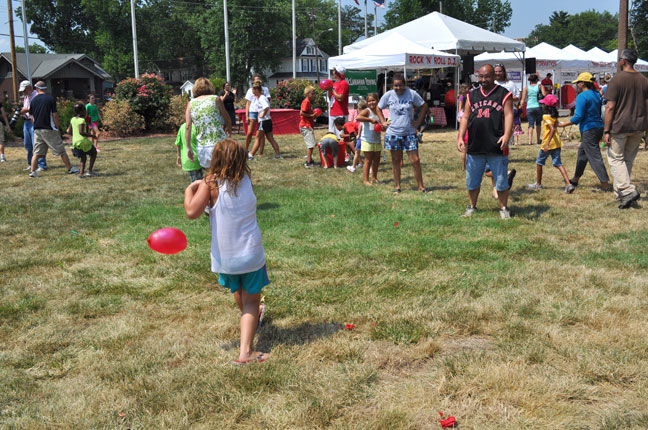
[0,0,621,53]
[342,0,619,40]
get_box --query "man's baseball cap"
[18,80,32,92]
[34,81,47,90]
[334,65,346,76]
[538,94,558,107]
[572,72,593,84]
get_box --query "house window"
[310,59,316,72]
[306,47,314,55]
[181,70,190,81]
[320,60,326,72]
[163,71,171,82]
[301,58,309,72]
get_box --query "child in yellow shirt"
[66,104,98,178]
[527,95,575,193]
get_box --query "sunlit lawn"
[1,127,648,429]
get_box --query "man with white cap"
[603,49,648,209]
[19,80,47,171]
[328,65,349,139]
[28,81,78,178]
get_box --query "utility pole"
[223,0,230,82]
[618,0,628,72]
[310,13,320,83]
[130,0,139,78]
[21,0,31,82]
[7,0,18,101]
[374,3,377,36]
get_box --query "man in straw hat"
[603,49,648,209]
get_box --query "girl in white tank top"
[184,139,270,365]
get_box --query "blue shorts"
[526,107,543,127]
[536,148,562,167]
[355,137,362,151]
[384,134,419,152]
[248,111,259,120]
[218,265,270,295]
[466,154,509,191]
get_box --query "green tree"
[383,0,512,33]
[631,0,648,57]
[526,10,618,51]
[20,0,204,80]
[16,43,48,54]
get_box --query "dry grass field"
[1,126,648,429]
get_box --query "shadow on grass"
[93,171,127,177]
[221,320,344,351]
[258,202,280,211]
[512,204,551,219]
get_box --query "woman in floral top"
[185,77,232,168]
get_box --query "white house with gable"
[267,38,330,87]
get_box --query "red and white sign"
[407,54,458,67]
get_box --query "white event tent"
[327,33,459,72]
[343,11,525,55]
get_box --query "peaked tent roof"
[562,44,592,61]
[1,53,112,81]
[343,12,524,55]
[329,33,459,71]
[586,47,612,62]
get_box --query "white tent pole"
[338,0,342,55]
[21,0,31,82]
[364,0,368,39]
[455,48,459,130]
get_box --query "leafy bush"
[167,94,190,129]
[114,73,172,131]
[270,79,327,110]
[57,98,76,136]
[101,99,145,137]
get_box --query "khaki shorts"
[34,129,66,157]
[300,127,316,149]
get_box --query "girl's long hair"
[207,139,250,195]
[543,104,559,118]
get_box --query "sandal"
[420,188,429,193]
[232,352,269,366]
[393,189,401,195]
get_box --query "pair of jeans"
[573,127,609,183]
[24,120,47,169]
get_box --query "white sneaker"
[24,165,31,171]
[499,207,511,220]
[36,166,45,173]
[248,152,254,160]
[461,205,477,217]
[346,166,355,172]
[29,171,39,178]
[0,156,5,162]
[67,167,80,174]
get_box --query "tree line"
[19,0,647,86]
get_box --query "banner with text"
[347,70,377,97]
[407,54,458,68]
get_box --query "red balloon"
[313,108,322,116]
[373,123,382,133]
[319,79,333,91]
[147,228,187,254]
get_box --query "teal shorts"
[218,265,270,294]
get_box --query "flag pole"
[338,0,342,55]
[364,0,368,39]
[130,0,139,78]
[292,0,296,79]
[374,3,377,35]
